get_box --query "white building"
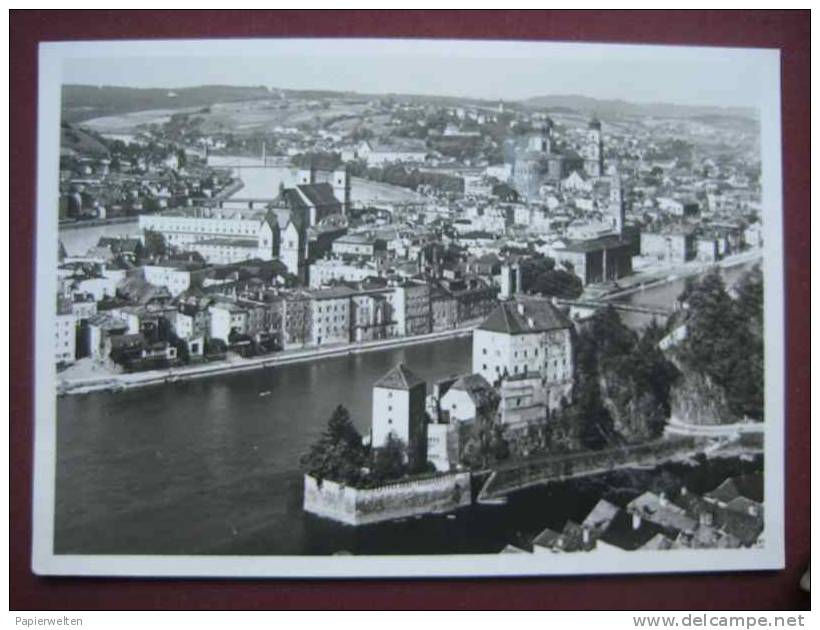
[208,301,248,343]
[188,238,261,265]
[331,233,386,259]
[363,141,428,167]
[142,264,196,297]
[309,257,380,289]
[472,297,574,408]
[485,163,512,182]
[438,373,495,423]
[139,207,278,263]
[76,276,119,301]
[307,286,354,346]
[55,298,76,365]
[371,363,428,470]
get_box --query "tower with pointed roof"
[371,363,428,470]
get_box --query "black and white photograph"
[32,37,784,577]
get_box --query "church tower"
[585,117,604,177]
[607,173,625,235]
[332,167,351,215]
[527,120,552,154]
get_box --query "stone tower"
[585,117,604,177]
[332,167,351,215]
[371,363,428,471]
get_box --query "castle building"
[472,296,574,408]
[371,363,428,470]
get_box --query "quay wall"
[479,436,704,500]
[59,325,476,395]
[303,471,472,526]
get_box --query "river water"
[55,331,762,555]
[55,220,760,555]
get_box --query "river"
[54,225,760,555]
[55,339,761,556]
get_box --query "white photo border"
[31,37,785,578]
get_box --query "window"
[482,364,487,370]
[482,348,487,355]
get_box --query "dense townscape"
[56,85,765,554]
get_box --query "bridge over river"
[556,298,674,318]
[477,435,712,503]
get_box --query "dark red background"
[10,10,810,610]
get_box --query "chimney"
[517,303,525,316]
[632,512,641,530]
[527,317,535,328]
[680,486,688,496]
[659,492,667,507]
[747,504,759,518]
[582,527,590,545]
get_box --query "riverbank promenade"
[58,322,479,395]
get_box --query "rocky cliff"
[668,366,739,426]
[598,368,667,442]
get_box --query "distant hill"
[60,122,110,157]
[62,84,272,123]
[521,94,756,121]
[61,83,757,126]
[688,114,759,134]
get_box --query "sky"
[56,38,775,108]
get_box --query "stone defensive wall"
[303,471,472,526]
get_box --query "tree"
[460,409,509,469]
[325,405,364,451]
[370,434,407,483]
[677,267,764,420]
[300,405,367,485]
[531,269,583,299]
[142,229,168,260]
[492,183,519,202]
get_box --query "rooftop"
[559,233,632,253]
[478,296,572,335]
[307,286,357,300]
[374,363,425,391]
[704,474,764,505]
[449,373,496,408]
